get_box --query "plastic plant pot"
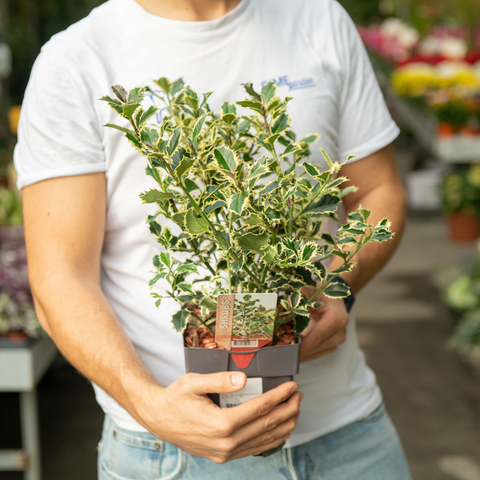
[448,212,480,243]
[184,340,301,407]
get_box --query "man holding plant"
[15,0,410,478]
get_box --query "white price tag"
[219,377,263,408]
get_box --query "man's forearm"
[32,272,162,424]
[329,146,407,294]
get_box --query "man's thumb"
[184,372,247,395]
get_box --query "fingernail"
[231,373,244,387]
[290,384,298,395]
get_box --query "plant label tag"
[215,294,235,350]
[219,377,263,408]
[215,293,277,351]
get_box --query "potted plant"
[101,79,393,403]
[0,200,41,345]
[449,310,480,376]
[441,165,480,243]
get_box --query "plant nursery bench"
[0,336,57,480]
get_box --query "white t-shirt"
[15,0,399,447]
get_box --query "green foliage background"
[1,0,106,105]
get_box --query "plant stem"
[227,215,233,293]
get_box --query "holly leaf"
[261,82,277,104]
[140,190,177,204]
[167,127,181,155]
[323,281,350,299]
[229,191,248,214]
[237,232,270,254]
[172,309,189,332]
[192,113,208,144]
[185,209,209,235]
[214,146,237,172]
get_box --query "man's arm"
[300,144,406,362]
[23,173,302,463]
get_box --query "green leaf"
[185,209,210,236]
[104,123,135,135]
[171,78,185,96]
[112,85,128,102]
[221,102,236,115]
[293,314,310,334]
[300,133,320,144]
[159,252,172,268]
[305,194,340,214]
[176,157,195,177]
[229,191,249,214]
[372,233,393,243]
[184,179,199,192]
[324,282,350,299]
[205,200,226,214]
[245,156,269,181]
[231,257,243,272]
[261,82,277,104]
[154,77,171,95]
[301,243,317,262]
[303,162,323,179]
[214,146,237,172]
[200,297,217,311]
[138,106,159,128]
[149,221,162,236]
[290,291,301,309]
[271,113,289,134]
[167,127,182,155]
[176,264,198,274]
[192,113,207,144]
[260,181,278,195]
[140,190,177,204]
[178,282,196,295]
[242,82,261,101]
[281,142,301,157]
[234,120,250,135]
[320,147,334,169]
[172,309,189,332]
[321,232,335,246]
[236,100,263,114]
[237,232,270,254]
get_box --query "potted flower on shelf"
[0,184,41,345]
[441,165,480,243]
[101,79,393,405]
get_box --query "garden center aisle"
[2,214,480,480]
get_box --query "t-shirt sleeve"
[14,50,106,189]
[333,1,400,162]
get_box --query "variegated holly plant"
[101,78,393,339]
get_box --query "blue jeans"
[98,403,412,480]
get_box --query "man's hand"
[138,373,302,463]
[300,287,348,362]
[299,144,406,362]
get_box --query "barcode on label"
[226,403,238,408]
[232,340,259,347]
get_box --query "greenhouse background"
[1,0,480,479]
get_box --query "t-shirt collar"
[120,0,251,33]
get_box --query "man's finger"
[300,311,339,355]
[181,372,247,395]
[229,392,302,447]
[300,329,346,360]
[232,411,300,457]
[228,433,293,461]
[224,381,298,429]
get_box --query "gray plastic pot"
[184,340,301,406]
